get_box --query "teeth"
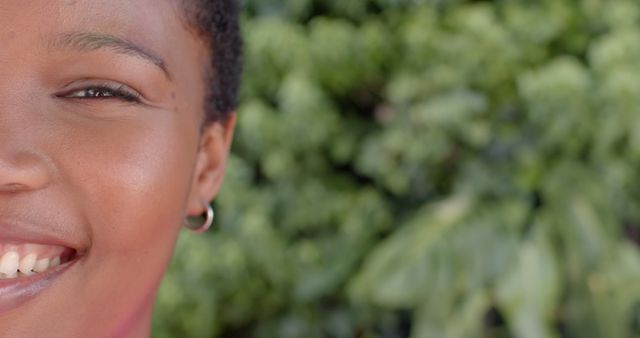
[0,251,19,278]
[33,258,50,273]
[19,253,37,275]
[1,272,17,279]
[0,242,74,280]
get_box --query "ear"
[186,113,236,216]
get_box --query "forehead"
[0,0,204,75]
[1,1,175,41]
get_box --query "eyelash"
[62,84,142,103]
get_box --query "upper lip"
[0,218,84,252]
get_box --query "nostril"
[0,182,37,194]
[0,152,54,193]
[2,183,26,191]
[0,183,28,193]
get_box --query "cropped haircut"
[182,0,243,125]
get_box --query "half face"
[0,1,227,336]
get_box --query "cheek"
[48,115,198,327]
[56,116,199,330]
[58,118,196,249]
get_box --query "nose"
[0,151,53,193]
[0,78,55,193]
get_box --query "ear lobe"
[186,113,236,216]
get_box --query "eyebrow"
[50,32,171,80]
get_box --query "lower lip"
[0,257,79,314]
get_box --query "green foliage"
[153,0,640,337]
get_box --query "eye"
[60,84,142,103]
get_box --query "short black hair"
[182,0,243,125]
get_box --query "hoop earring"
[184,202,215,233]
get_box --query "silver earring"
[184,202,215,233]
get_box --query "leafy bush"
[153,1,640,337]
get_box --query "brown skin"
[0,1,234,337]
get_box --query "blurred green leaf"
[154,1,640,337]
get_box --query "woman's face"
[0,1,233,336]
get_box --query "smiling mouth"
[0,229,83,315]
[0,243,77,279]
